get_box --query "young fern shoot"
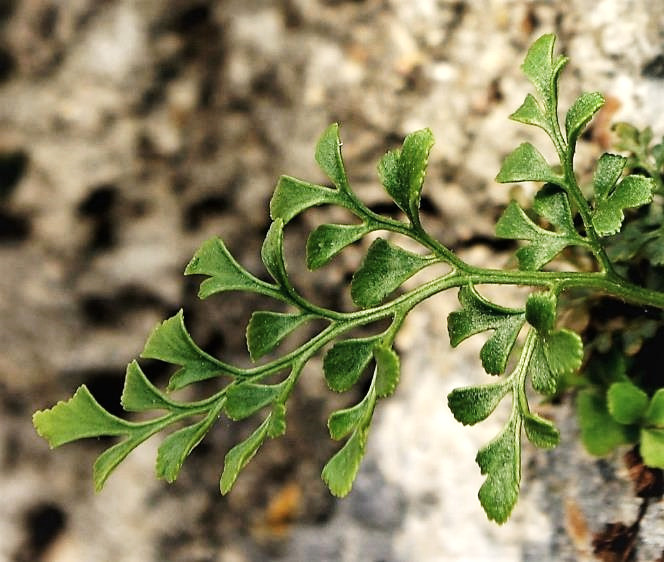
[33,34,664,524]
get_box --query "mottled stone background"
[1,1,663,561]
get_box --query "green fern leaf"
[496,143,561,185]
[328,384,376,441]
[323,336,378,392]
[33,385,132,447]
[224,382,286,421]
[565,92,604,148]
[246,311,312,361]
[351,238,432,308]
[141,310,231,391]
[185,237,280,299]
[607,382,649,425]
[220,417,271,494]
[476,415,521,524]
[447,382,510,426]
[520,33,568,110]
[373,345,400,398]
[322,426,370,497]
[121,361,182,413]
[306,223,373,270]
[523,413,559,449]
[156,409,218,483]
[496,187,584,270]
[315,123,349,189]
[447,286,525,375]
[378,129,434,223]
[270,176,343,224]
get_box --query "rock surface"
[1,1,663,560]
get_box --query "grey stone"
[1,1,663,561]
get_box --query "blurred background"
[1,1,663,560]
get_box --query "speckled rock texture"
[1,1,664,561]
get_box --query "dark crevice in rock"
[136,83,165,114]
[198,329,226,362]
[198,67,221,108]
[642,54,664,79]
[3,433,20,471]
[624,447,664,499]
[383,131,406,146]
[487,77,504,103]
[89,218,115,251]
[14,503,67,562]
[0,381,27,416]
[0,0,16,23]
[156,58,179,83]
[521,5,541,35]
[281,0,303,28]
[366,201,401,219]
[77,184,119,252]
[68,368,126,418]
[251,68,292,105]
[80,285,166,327]
[399,64,430,94]
[135,131,162,159]
[418,194,438,215]
[184,193,231,230]
[453,234,517,252]
[629,327,664,394]
[77,184,117,217]
[0,150,28,198]
[38,5,58,39]
[591,448,662,562]
[167,3,211,35]
[197,132,220,157]
[130,357,174,391]
[0,209,30,243]
[592,498,649,562]
[136,56,182,114]
[0,44,16,82]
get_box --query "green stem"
[349,266,664,327]
[121,399,221,431]
[513,330,537,415]
[563,151,615,274]
[339,184,466,269]
[545,98,615,275]
[198,253,664,410]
